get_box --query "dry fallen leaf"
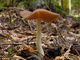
[21,45,37,52]
[2,58,10,60]
[68,54,79,60]
[54,56,64,60]
[13,55,26,60]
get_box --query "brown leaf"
[2,58,10,60]
[21,45,37,52]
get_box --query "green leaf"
[7,48,13,57]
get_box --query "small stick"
[0,43,23,45]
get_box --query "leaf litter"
[0,7,80,60]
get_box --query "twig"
[0,43,23,45]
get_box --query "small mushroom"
[20,9,60,58]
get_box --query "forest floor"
[0,7,80,60]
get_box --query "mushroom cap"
[20,9,60,22]
[27,9,60,22]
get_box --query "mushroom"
[20,9,60,58]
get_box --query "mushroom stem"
[36,20,44,58]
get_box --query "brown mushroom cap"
[20,9,60,22]
[27,9,60,22]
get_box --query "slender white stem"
[36,20,44,58]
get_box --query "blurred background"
[0,0,80,18]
